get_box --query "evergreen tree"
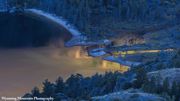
[162,78,170,94]
[42,79,55,97]
[133,68,148,88]
[55,77,65,93]
[171,81,180,101]
[142,76,156,93]
[65,74,83,98]
[31,87,41,97]
[8,0,26,10]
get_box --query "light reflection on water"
[0,45,128,97]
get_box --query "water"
[0,12,127,96]
[0,46,125,96]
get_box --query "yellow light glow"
[72,47,91,59]
[112,49,173,56]
[101,60,129,73]
[75,47,81,59]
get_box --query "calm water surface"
[0,45,125,96]
[0,12,126,97]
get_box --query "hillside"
[148,68,180,85]
[92,89,166,101]
[1,0,179,101]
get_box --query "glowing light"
[75,47,81,59]
[101,60,129,73]
[138,50,161,53]
[72,47,91,59]
[112,49,173,57]
[102,60,108,69]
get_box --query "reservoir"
[0,12,127,96]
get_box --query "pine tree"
[55,77,65,93]
[177,83,180,101]
[42,79,55,97]
[172,82,177,99]
[142,76,156,93]
[133,68,148,88]
[31,87,41,97]
[162,78,170,94]
[65,74,83,98]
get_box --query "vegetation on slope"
[6,0,180,37]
